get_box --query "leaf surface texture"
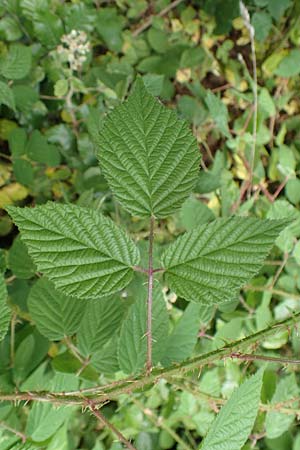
[97,78,200,218]
[28,278,86,340]
[7,203,139,298]
[162,217,288,304]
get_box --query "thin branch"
[132,398,194,450]
[1,312,300,406]
[132,0,184,37]
[270,252,289,289]
[0,421,26,443]
[229,352,300,365]
[245,285,300,300]
[146,216,155,374]
[86,400,137,450]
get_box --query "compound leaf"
[0,274,11,342]
[200,369,263,450]
[118,284,169,374]
[97,77,200,218]
[28,278,86,341]
[7,203,140,299]
[162,217,289,305]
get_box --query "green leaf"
[0,16,22,41]
[96,8,124,52]
[118,285,169,374]
[33,11,64,48]
[54,79,68,97]
[0,81,15,110]
[0,274,10,342]
[275,49,300,77]
[26,402,72,442]
[180,196,215,230]
[28,278,86,341]
[97,77,200,218]
[162,217,288,305]
[77,295,124,356]
[265,374,299,439]
[252,11,272,41]
[90,336,120,374]
[8,235,36,279]
[12,158,34,186]
[205,90,230,138]
[142,74,164,96]
[200,369,264,450]
[8,128,27,157]
[7,203,140,299]
[147,28,169,54]
[285,178,300,205]
[161,303,202,366]
[267,0,291,21]
[26,130,61,166]
[0,44,32,80]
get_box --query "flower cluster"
[56,30,90,71]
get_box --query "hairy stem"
[86,400,137,450]
[146,216,155,374]
[1,312,300,406]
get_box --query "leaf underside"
[7,203,140,299]
[97,77,200,218]
[162,217,289,305]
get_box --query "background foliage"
[1,0,300,449]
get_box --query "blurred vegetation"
[1,0,300,449]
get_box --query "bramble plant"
[2,78,296,449]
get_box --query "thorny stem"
[86,400,137,450]
[1,312,300,406]
[230,352,300,365]
[146,216,155,374]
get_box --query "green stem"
[0,312,299,405]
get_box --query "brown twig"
[0,421,27,443]
[132,398,194,450]
[132,0,184,37]
[86,399,137,450]
[229,352,300,365]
